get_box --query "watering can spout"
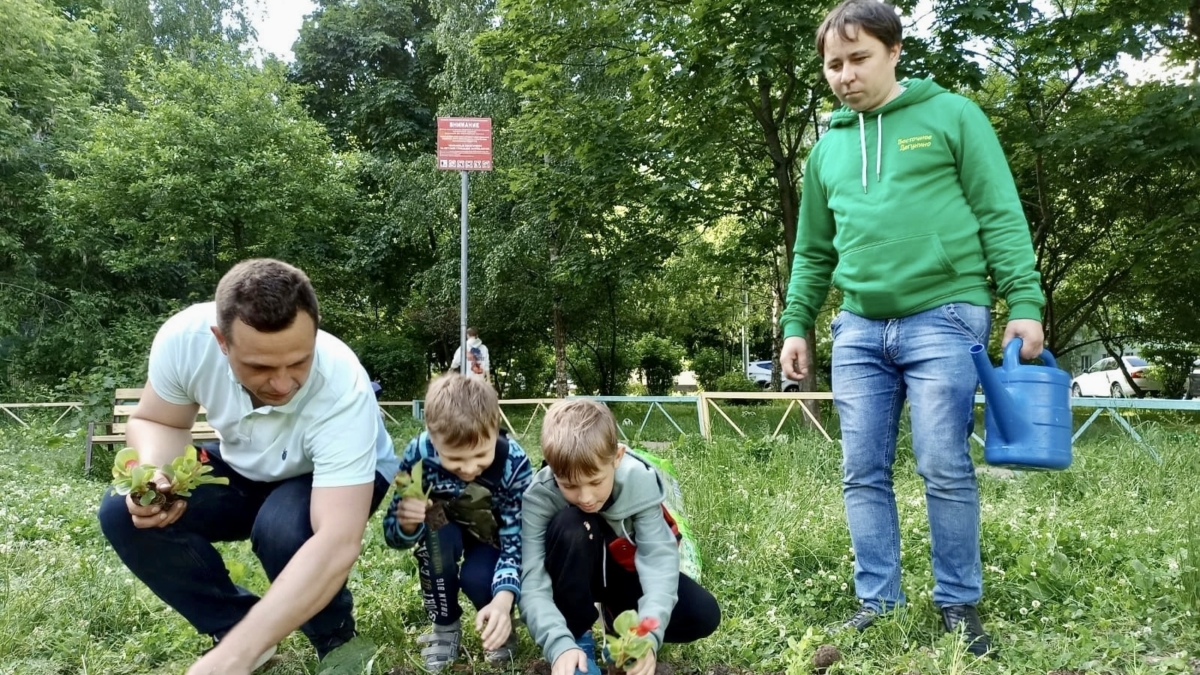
[970,343,1031,445]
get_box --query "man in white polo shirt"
[98,259,399,675]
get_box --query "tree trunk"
[607,279,619,395]
[775,245,820,426]
[770,284,782,392]
[552,244,569,398]
[1189,0,1200,44]
[754,78,818,425]
[552,300,569,398]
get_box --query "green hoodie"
[781,78,1044,338]
[519,451,679,665]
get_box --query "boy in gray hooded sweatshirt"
[520,399,720,675]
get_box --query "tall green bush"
[634,335,685,396]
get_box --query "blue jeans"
[415,521,501,626]
[831,303,991,610]
[97,444,389,651]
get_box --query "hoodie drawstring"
[602,542,607,588]
[858,113,867,193]
[877,113,883,184]
[858,112,885,193]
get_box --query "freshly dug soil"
[131,485,176,509]
[813,644,842,673]
[525,661,551,675]
[603,663,684,675]
[425,501,449,530]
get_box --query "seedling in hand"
[393,459,432,500]
[604,610,659,674]
[111,446,229,508]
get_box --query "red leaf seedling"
[111,446,230,509]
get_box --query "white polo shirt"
[148,303,399,487]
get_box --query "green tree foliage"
[0,0,101,394]
[691,347,734,390]
[634,335,686,396]
[3,47,358,395]
[291,0,442,154]
[926,0,1199,357]
[3,0,1198,404]
[53,51,357,290]
[150,0,254,59]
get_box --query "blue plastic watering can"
[969,338,1072,470]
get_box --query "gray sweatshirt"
[519,452,681,665]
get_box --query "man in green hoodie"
[780,0,1045,658]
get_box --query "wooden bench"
[84,388,218,474]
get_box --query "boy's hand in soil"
[625,651,656,675]
[552,649,591,675]
[475,590,514,650]
[395,496,429,534]
[127,470,186,529]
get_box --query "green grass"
[1,419,1198,674]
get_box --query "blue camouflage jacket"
[382,430,533,599]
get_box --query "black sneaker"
[940,605,995,658]
[831,604,879,633]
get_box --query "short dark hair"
[816,0,903,58]
[215,259,319,339]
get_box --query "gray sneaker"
[416,621,462,672]
[484,630,519,664]
[829,604,879,634]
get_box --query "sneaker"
[940,604,995,658]
[416,620,462,672]
[830,604,879,634]
[484,630,519,664]
[574,632,602,675]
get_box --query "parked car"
[746,360,802,392]
[1186,358,1200,400]
[1070,356,1162,398]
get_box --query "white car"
[1186,358,1200,399]
[1071,356,1162,398]
[746,360,802,392]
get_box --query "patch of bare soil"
[812,644,842,674]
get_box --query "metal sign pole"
[460,170,469,375]
[437,116,491,377]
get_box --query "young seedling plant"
[395,459,448,530]
[393,458,432,501]
[605,610,659,675]
[111,446,229,508]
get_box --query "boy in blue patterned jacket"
[382,373,533,671]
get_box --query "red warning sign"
[437,117,493,171]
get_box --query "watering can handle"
[1002,337,1057,369]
